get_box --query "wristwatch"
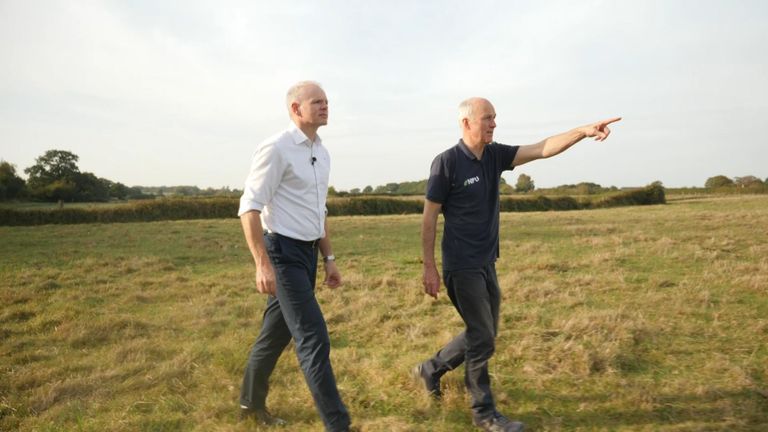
[323,254,336,263]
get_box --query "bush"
[0,198,238,226]
[592,184,666,208]
[0,185,667,226]
[500,196,581,212]
[499,185,665,212]
[327,197,423,216]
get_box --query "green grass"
[1,196,767,431]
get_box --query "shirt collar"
[288,122,322,147]
[457,139,478,160]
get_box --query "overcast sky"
[1,0,766,190]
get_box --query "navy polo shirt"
[426,140,519,272]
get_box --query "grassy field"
[1,195,767,431]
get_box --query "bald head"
[458,97,493,122]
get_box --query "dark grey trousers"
[240,232,350,432]
[421,263,501,421]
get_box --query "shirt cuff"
[238,198,265,217]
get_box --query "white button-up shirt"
[238,122,330,241]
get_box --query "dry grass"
[1,196,767,431]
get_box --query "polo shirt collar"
[457,139,478,160]
[288,122,322,147]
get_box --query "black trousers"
[240,232,350,432]
[422,263,501,421]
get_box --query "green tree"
[328,186,338,196]
[127,186,152,200]
[705,175,734,189]
[734,175,763,188]
[172,186,201,196]
[25,150,80,190]
[515,174,535,193]
[40,179,78,202]
[363,185,373,194]
[576,182,602,195]
[74,172,111,202]
[0,160,26,200]
[499,177,514,194]
[385,182,400,194]
[109,182,130,200]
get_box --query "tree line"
[331,176,531,196]
[331,175,619,196]
[332,174,767,197]
[704,175,767,190]
[0,150,236,202]
[2,150,765,202]
[0,150,149,202]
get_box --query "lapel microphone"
[311,156,317,165]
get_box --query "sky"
[1,0,766,190]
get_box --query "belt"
[264,230,320,248]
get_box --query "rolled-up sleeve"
[238,140,284,216]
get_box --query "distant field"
[1,195,767,431]
[0,201,132,210]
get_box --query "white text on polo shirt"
[463,176,480,187]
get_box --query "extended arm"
[512,117,621,167]
[318,218,341,288]
[421,199,443,298]
[240,210,276,295]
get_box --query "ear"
[461,117,470,130]
[291,101,301,117]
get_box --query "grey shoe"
[411,363,442,400]
[239,407,287,426]
[474,412,524,432]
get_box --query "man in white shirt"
[237,81,352,432]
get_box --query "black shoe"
[239,407,287,426]
[474,412,524,432]
[411,363,442,400]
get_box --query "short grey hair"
[286,80,323,108]
[458,97,482,121]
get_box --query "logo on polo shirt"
[463,176,480,187]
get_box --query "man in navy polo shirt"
[414,97,620,432]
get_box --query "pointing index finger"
[602,117,622,126]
